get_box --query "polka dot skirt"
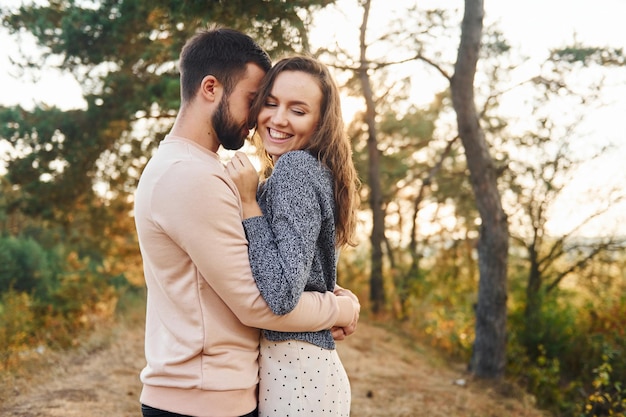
[258,337,351,417]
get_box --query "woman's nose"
[271,107,288,125]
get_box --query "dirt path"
[0,319,548,417]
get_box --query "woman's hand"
[225,152,263,219]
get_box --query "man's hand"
[332,285,359,341]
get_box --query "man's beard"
[213,96,248,150]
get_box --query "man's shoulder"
[147,143,223,177]
[139,148,232,201]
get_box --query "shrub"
[578,351,626,417]
[0,236,58,297]
[0,289,35,369]
[36,252,119,348]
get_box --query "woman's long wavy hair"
[248,55,361,248]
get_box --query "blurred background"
[1,1,625,416]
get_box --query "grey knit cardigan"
[242,150,337,350]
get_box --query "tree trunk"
[525,241,542,321]
[451,0,509,379]
[522,233,543,355]
[358,0,386,313]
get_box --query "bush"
[578,351,626,417]
[34,251,120,348]
[0,289,35,369]
[0,236,58,297]
[0,245,123,367]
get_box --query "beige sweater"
[134,135,354,417]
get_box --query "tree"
[502,45,626,357]
[320,1,460,315]
[450,0,508,378]
[355,0,386,313]
[0,0,335,223]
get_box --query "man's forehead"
[237,63,267,90]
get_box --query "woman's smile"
[257,70,322,160]
[266,127,293,142]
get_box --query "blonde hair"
[249,55,360,247]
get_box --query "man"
[133,27,359,417]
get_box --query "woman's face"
[257,70,322,161]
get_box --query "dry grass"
[0,314,550,417]
[339,321,549,417]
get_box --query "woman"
[226,55,360,417]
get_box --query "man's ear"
[199,75,221,103]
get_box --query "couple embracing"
[134,26,361,417]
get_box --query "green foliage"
[0,218,131,366]
[506,281,576,413]
[578,351,626,417]
[337,245,373,312]
[551,46,625,66]
[502,262,626,416]
[413,299,475,359]
[0,0,335,220]
[0,289,35,369]
[0,136,141,367]
[394,243,478,359]
[518,344,571,411]
[38,252,120,348]
[508,325,585,414]
[584,299,626,391]
[0,235,58,297]
[361,246,626,417]
[516,291,580,361]
[0,104,126,218]
[349,99,443,208]
[0,247,123,367]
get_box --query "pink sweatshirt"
[134,135,354,417]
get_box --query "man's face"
[215,63,266,150]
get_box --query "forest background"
[0,1,625,416]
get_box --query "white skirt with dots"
[258,336,351,417]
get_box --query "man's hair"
[179,26,271,103]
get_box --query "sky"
[478,0,626,237]
[1,0,625,236]
[310,0,626,237]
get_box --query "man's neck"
[169,106,220,153]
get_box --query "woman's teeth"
[269,128,292,140]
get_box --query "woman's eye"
[264,101,277,107]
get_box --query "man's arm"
[332,285,360,340]
[158,163,358,331]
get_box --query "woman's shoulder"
[271,150,331,187]
[276,150,316,165]
[274,150,324,175]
